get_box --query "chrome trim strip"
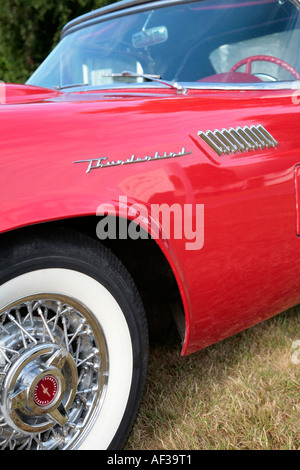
[179,81,300,91]
[60,80,300,93]
[256,124,278,148]
[198,125,278,156]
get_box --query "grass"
[126,305,300,450]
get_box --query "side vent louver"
[198,125,278,156]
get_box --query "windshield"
[27,0,300,89]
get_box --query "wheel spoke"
[68,319,86,346]
[37,307,56,343]
[1,430,17,450]
[33,435,47,450]
[7,314,37,345]
[76,348,99,367]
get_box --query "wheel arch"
[0,216,188,346]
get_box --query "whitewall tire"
[0,230,148,450]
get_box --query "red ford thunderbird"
[0,0,299,450]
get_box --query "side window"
[172,0,300,84]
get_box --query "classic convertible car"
[0,0,299,450]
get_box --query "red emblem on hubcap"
[34,375,58,407]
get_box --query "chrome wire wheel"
[0,294,108,450]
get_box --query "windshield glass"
[27,0,300,89]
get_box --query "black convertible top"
[61,0,194,37]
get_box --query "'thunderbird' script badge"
[73,148,192,173]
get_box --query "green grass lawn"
[127,306,300,450]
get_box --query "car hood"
[1,84,63,104]
[1,83,181,105]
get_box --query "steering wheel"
[230,54,300,80]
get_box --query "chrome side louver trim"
[198,125,278,156]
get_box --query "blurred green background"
[0,0,119,83]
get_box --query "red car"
[0,0,299,450]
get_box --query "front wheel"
[0,230,148,450]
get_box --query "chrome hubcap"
[2,344,77,434]
[0,295,108,450]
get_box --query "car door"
[178,84,300,354]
